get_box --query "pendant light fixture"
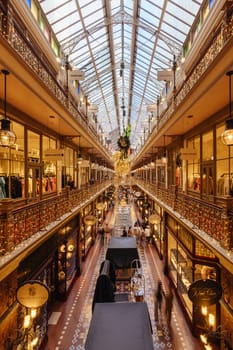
[77,135,83,164]
[221,71,233,146]
[0,69,16,147]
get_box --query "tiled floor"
[43,203,203,350]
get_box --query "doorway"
[201,162,214,200]
[27,166,41,199]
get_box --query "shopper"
[128,225,133,236]
[154,280,163,322]
[165,282,173,326]
[144,225,150,244]
[104,223,111,245]
[100,227,105,245]
[122,226,127,237]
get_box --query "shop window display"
[216,124,233,196]
[202,131,213,162]
[43,136,57,193]
[57,230,78,298]
[62,147,75,188]
[187,126,233,198]
[187,136,200,193]
[0,122,25,199]
[168,230,218,320]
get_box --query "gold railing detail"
[135,179,233,251]
[0,181,110,256]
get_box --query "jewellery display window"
[80,224,94,260]
[57,230,78,298]
[17,247,57,350]
[80,206,95,260]
[31,264,56,349]
[168,231,218,320]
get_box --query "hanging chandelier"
[0,69,17,147]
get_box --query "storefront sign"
[143,202,150,208]
[180,147,197,160]
[134,191,141,198]
[69,69,85,80]
[148,214,160,224]
[147,104,157,112]
[88,104,98,113]
[84,215,97,226]
[157,69,173,81]
[16,280,49,308]
[44,149,64,161]
[188,279,222,306]
[156,160,166,166]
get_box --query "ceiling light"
[221,71,233,145]
[0,69,17,147]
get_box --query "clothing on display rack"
[4,175,23,198]
[217,173,233,196]
[0,176,6,199]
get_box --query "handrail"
[134,179,233,252]
[0,180,111,256]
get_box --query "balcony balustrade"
[0,180,110,257]
[135,179,233,252]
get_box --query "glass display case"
[57,230,78,299]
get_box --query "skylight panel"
[167,1,196,25]
[39,0,73,15]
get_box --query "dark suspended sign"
[188,279,222,306]
[143,202,150,208]
[16,280,49,308]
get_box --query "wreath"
[117,135,130,151]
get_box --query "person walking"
[104,223,111,245]
[122,226,127,237]
[154,280,163,322]
[165,282,173,326]
[100,227,105,245]
[128,225,133,236]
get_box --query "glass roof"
[39,0,202,150]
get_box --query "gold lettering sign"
[16,280,49,308]
[188,279,222,306]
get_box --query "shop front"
[0,120,83,203]
[165,214,220,337]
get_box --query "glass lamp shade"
[77,152,83,164]
[221,119,233,145]
[0,119,16,147]
[161,156,167,163]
